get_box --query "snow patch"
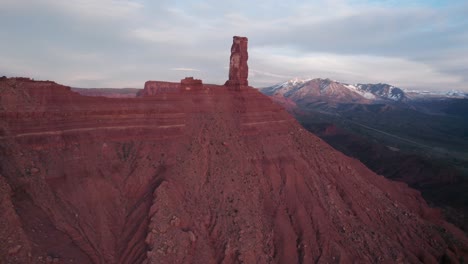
[344,84,376,99]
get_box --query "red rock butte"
[0,37,467,264]
[139,77,205,96]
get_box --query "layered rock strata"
[1,76,467,263]
[0,36,467,263]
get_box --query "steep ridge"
[0,37,467,263]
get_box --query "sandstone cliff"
[0,37,467,264]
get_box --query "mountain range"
[261,78,467,104]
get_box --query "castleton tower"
[225,36,249,91]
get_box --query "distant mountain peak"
[355,83,405,101]
[261,78,406,103]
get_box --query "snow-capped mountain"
[261,78,406,103]
[355,83,405,101]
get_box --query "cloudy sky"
[0,0,467,91]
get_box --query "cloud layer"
[0,0,466,91]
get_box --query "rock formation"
[0,37,467,264]
[141,81,181,96]
[225,36,249,90]
[140,77,205,96]
[180,77,203,91]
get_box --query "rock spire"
[225,36,249,90]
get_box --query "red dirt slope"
[0,77,467,263]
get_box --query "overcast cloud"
[0,0,467,91]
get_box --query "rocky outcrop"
[225,36,249,90]
[180,77,203,91]
[140,77,205,96]
[140,81,181,96]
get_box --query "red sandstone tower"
[225,36,248,90]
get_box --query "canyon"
[0,37,467,263]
